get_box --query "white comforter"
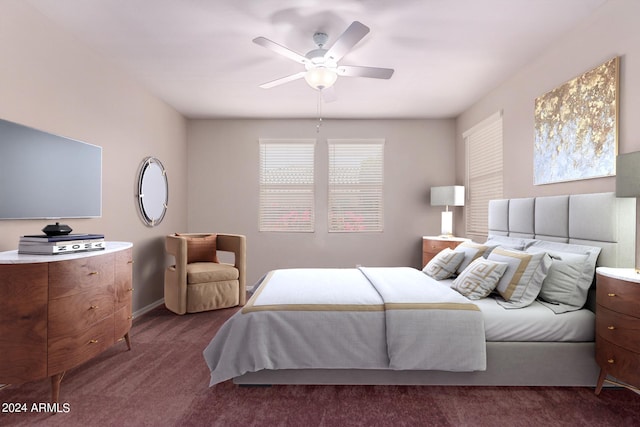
[203,267,486,385]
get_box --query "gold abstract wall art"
[533,57,618,185]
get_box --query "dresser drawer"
[596,274,640,314]
[114,303,133,341]
[115,248,134,307]
[49,288,115,338]
[596,336,640,387]
[49,253,115,299]
[48,315,115,374]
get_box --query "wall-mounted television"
[0,118,102,220]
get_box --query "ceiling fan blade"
[259,71,306,89]
[337,65,394,79]
[324,21,370,63]
[321,86,337,103]
[253,37,308,64]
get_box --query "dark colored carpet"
[1,304,639,426]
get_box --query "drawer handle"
[89,305,99,310]
[128,260,134,264]
[89,271,99,276]
[128,288,134,292]
[607,359,615,364]
[128,316,133,320]
[607,293,616,297]
[88,339,99,344]
[607,326,615,330]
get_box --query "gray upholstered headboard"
[488,192,636,268]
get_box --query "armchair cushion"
[176,233,219,263]
[186,262,239,285]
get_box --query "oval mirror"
[136,157,168,226]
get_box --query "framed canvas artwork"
[533,57,618,185]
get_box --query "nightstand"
[594,267,640,395]
[422,236,469,268]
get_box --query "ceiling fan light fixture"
[304,67,338,90]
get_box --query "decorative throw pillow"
[423,248,465,280]
[487,247,551,309]
[451,258,508,300]
[454,242,489,274]
[526,241,601,313]
[177,233,219,263]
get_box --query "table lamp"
[430,185,465,236]
[616,151,640,273]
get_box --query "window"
[328,139,384,232]
[464,112,503,241]
[259,139,315,232]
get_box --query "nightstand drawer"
[596,336,640,387]
[423,240,449,253]
[596,305,640,353]
[596,274,640,314]
[422,236,468,268]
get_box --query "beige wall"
[0,1,188,312]
[456,0,640,206]
[187,119,457,286]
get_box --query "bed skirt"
[233,341,600,387]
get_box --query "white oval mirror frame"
[136,157,168,226]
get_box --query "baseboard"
[133,298,165,320]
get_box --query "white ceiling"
[27,0,608,119]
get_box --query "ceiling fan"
[253,21,394,96]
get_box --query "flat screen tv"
[0,118,102,219]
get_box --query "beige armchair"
[164,233,246,315]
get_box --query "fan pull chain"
[316,90,323,133]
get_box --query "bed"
[203,192,636,386]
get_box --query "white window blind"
[259,139,315,232]
[328,139,384,232]
[464,112,503,241]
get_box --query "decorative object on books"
[42,222,72,236]
[136,156,168,227]
[533,57,618,185]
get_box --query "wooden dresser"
[594,267,640,395]
[422,236,469,268]
[0,242,133,403]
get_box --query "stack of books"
[18,233,105,255]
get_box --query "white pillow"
[423,248,465,280]
[526,241,601,313]
[487,247,551,309]
[451,258,508,300]
[483,235,535,252]
[454,242,489,274]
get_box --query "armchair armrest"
[165,234,189,314]
[216,234,247,305]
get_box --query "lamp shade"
[616,152,640,197]
[304,67,338,90]
[431,186,465,207]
